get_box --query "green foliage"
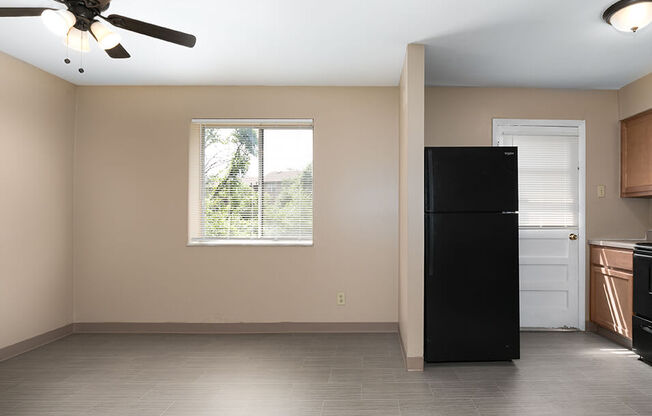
[203,128,258,238]
[263,164,313,239]
[203,128,312,240]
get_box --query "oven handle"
[634,253,652,260]
[643,326,652,335]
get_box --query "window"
[495,124,579,228]
[188,119,313,245]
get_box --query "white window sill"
[187,240,313,247]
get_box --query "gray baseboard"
[587,320,632,349]
[398,326,424,371]
[72,321,398,334]
[405,356,424,371]
[0,322,398,362]
[595,326,633,349]
[0,324,73,362]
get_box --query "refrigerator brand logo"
[504,152,515,156]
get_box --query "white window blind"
[497,126,579,228]
[192,120,313,243]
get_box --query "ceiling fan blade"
[105,14,196,48]
[105,43,131,59]
[90,30,131,59]
[0,7,52,17]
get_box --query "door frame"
[492,118,586,331]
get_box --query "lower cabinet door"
[590,266,633,339]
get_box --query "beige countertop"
[588,239,648,250]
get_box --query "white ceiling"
[0,0,650,88]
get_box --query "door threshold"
[520,327,580,332]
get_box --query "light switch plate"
[597,185,606,198]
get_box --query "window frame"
[496,126,580,228]
[187,118,314,247]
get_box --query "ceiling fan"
[0,0,196,62]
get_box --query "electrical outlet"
[597,185,606,198]
[336,292,346,306]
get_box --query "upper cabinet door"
[622,110,652,197]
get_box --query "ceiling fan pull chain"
[78,32,85,74]
[64,27,71,65]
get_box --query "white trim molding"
[191,118,313,127]
[492,118,587,331]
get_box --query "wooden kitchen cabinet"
[590,245,633,339]
[621,109,652,197]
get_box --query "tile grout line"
[159,399,175,416]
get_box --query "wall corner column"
[398,43,425,371]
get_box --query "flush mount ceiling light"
[603,0,652,33]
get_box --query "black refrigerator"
[424,147,520,363]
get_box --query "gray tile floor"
[0,332,651,415]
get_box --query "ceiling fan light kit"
[0,0,197,72]
[41,9,76,36]
[90,21,119,50]
[65,27,90,52]
[604,0,652,32]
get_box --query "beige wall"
[73,86,399,324]
[619,72,652,120]
[425,86,650,322]
[0,53,75,349]
[398,44,425,363]
[6,44,649,351]
[425,86,648,240]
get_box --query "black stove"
[633,244,652,363]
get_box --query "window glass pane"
[510,134,579,228]
[202,127,259,239]
[198,124,313,242]
[262,129,313,239]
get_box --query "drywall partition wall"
[0,52,75,349]
[398,44,425,369]
[618,71,652,120]
[425,86,649,323]
[73,86,399,325]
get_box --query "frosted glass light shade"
[607,1,652,32]
[41,9,76,36]
[90,21,120,50]
[64,28,90,52]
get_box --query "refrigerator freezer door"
[424,212,520,362]
[425,147,518,213]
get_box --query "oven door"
[634,252,652,320]
[633,315,652,362]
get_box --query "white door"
[494,120,585,330]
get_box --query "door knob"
[569,233,578,241]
